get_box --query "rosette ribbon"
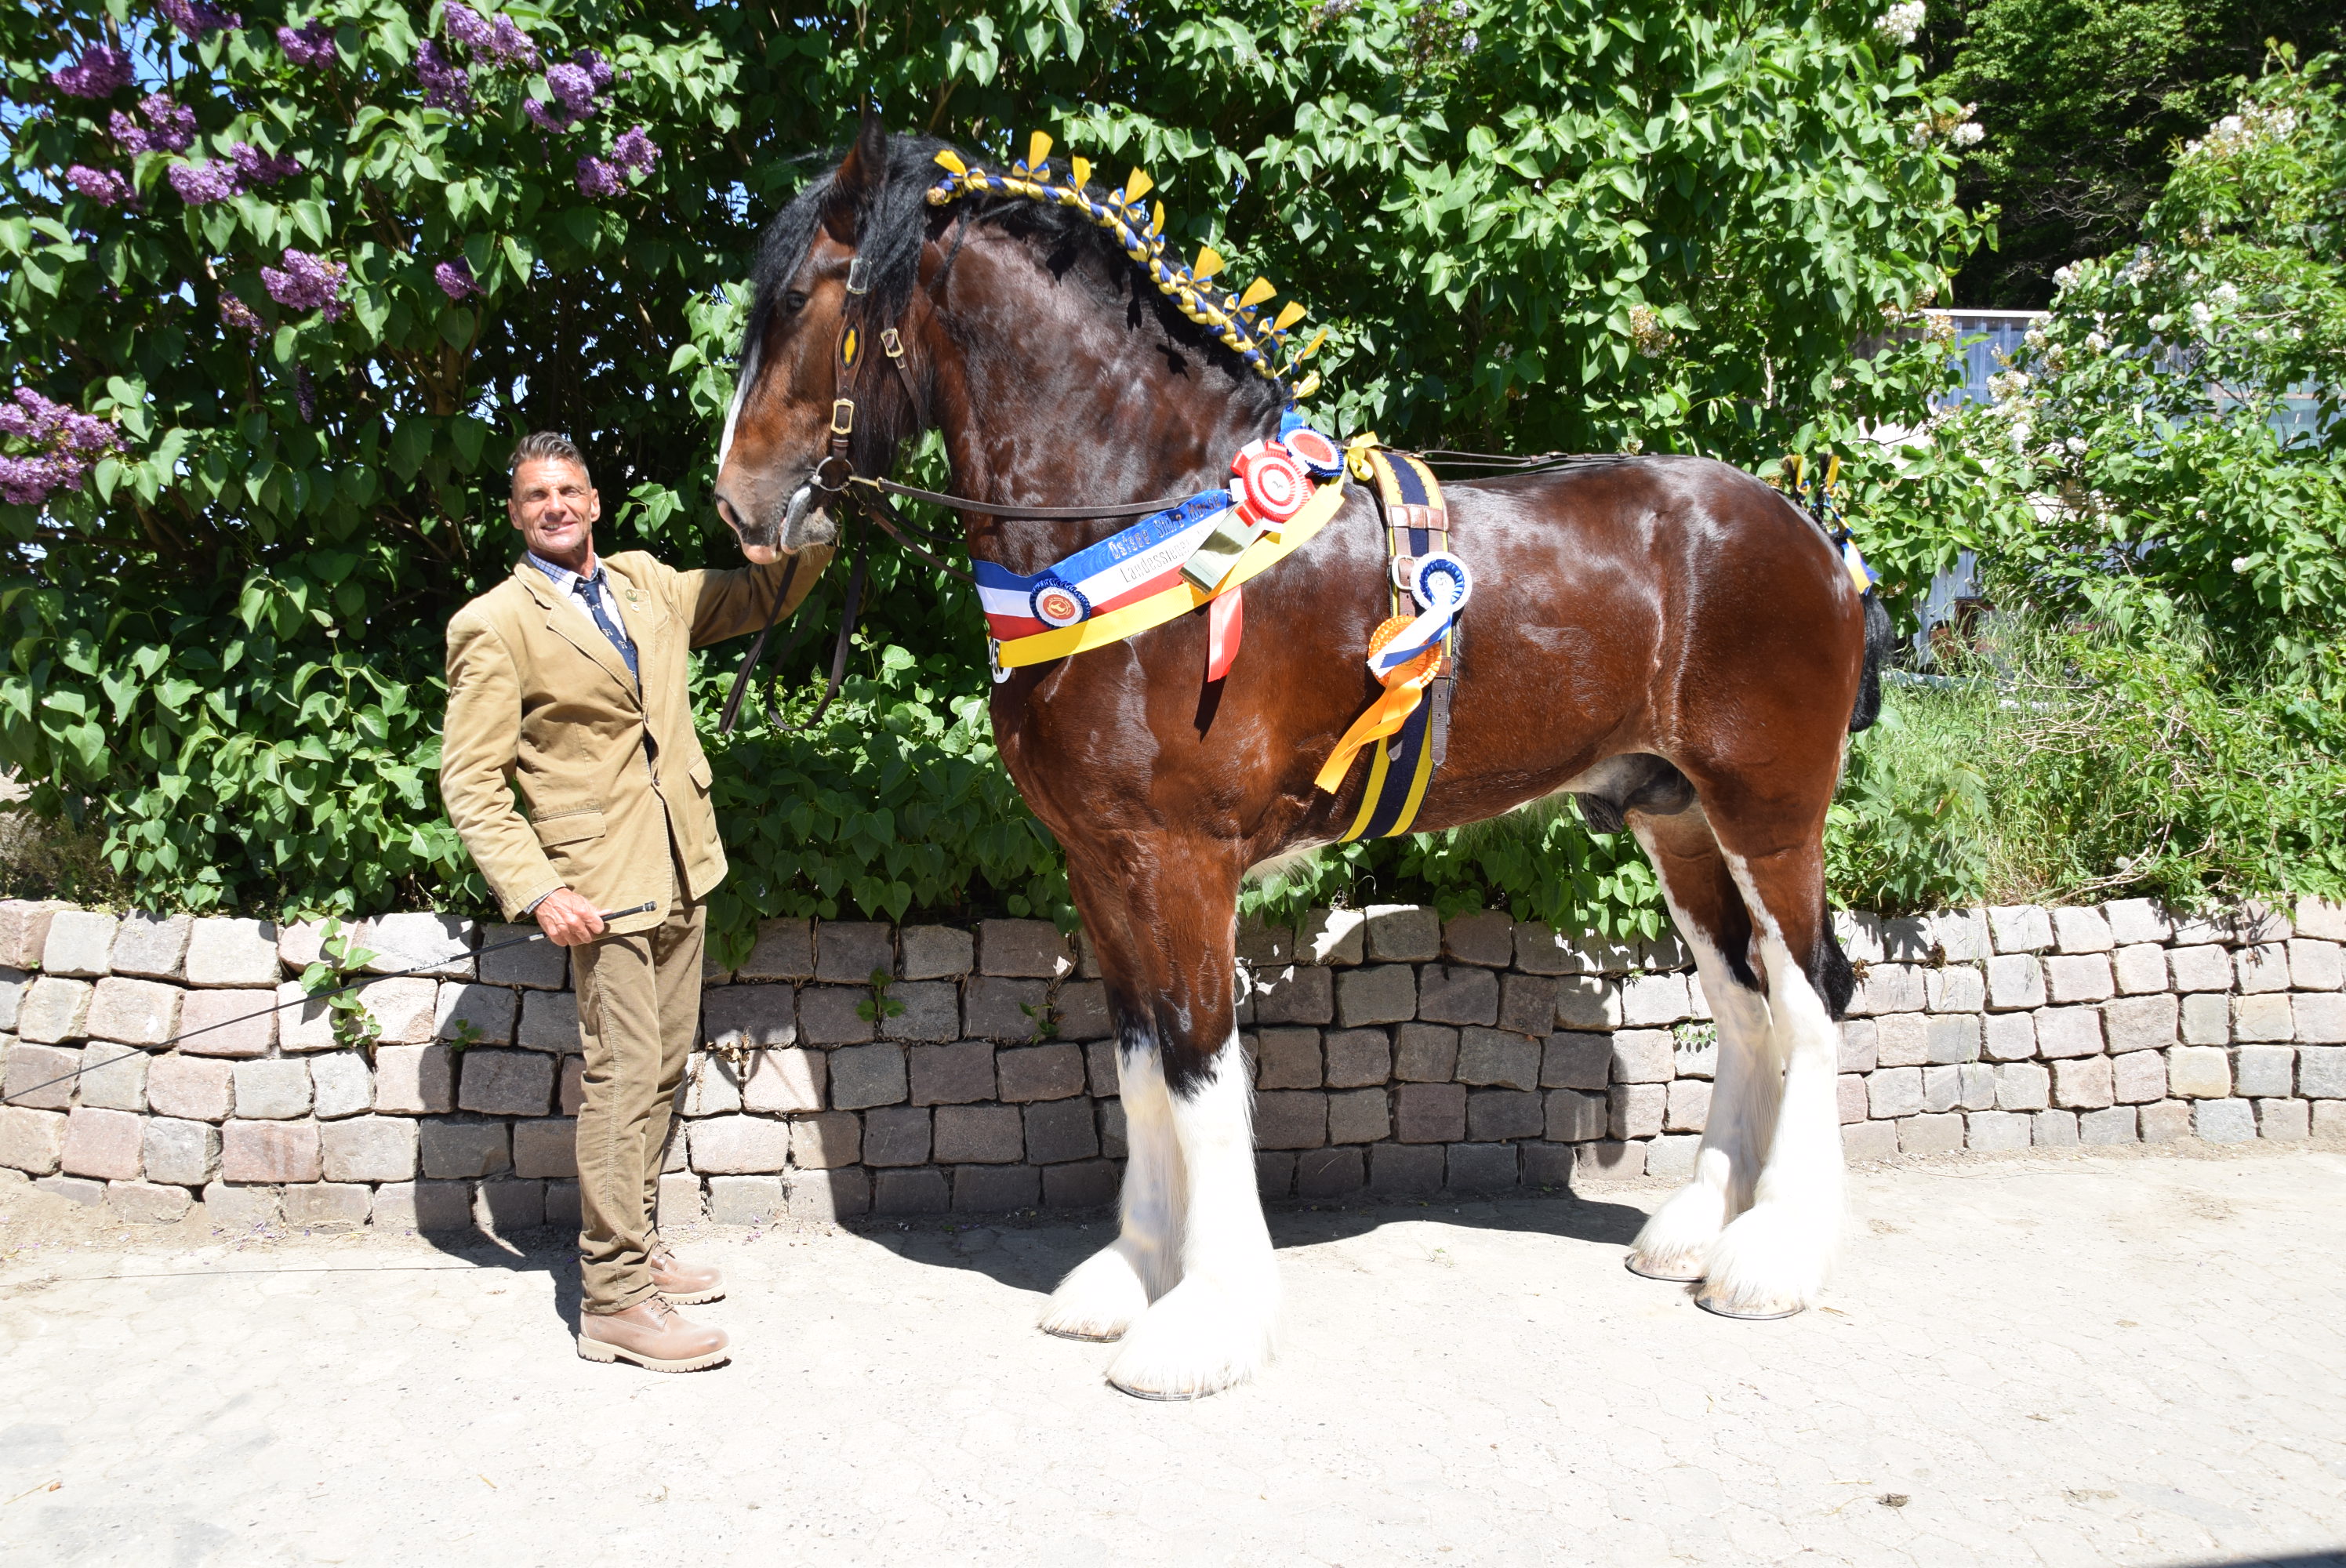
[1365,551,1473,681]
[1314,616,1447,794]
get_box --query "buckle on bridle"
[845,257,871,296]
[881,328,905,361]
[814,454,855,492]
[830,398,856,436]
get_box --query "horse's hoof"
[1102,1278,1273,1401]
[1625,1254,1705,1283]
[1037,1243,1157,1344]
[1040,1326,1123,1344]
[1692,1294,1803,1322]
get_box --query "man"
[441,432,826,1372]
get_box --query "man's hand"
[533,887,607,948]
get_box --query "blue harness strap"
[1338,450,1458,843]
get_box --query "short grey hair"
[508,431,590,489]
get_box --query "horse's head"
[714,112,908,564]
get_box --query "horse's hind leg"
[1625,807,1779,1282]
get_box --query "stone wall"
[0,895,2341,1232]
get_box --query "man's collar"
[525,549,600,589]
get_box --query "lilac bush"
[0,390,122,506]
[612,125,659,175]
[111,96,198,155]
[167,160,240,206]
[66,165,133,207]
[574,156,623,198]
[157,0,242,36]
[434,259,481,300]
[49,45,132,99]
[217,293,263,340]
[230,143,303,187]
[276,22,336,68]
[260,248,349,321]
[416,40,474,114]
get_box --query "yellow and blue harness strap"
[1339,449,1455,842]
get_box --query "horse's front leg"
[1037,1026,1186,1341]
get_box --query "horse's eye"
[784,290,808,314]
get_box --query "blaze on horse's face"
[711,122,889,564]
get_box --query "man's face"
[508,457,600,568]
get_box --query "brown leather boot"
[650,1243,724,1305]
[577,1295,729,1372]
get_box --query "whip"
[0,902,657,1108]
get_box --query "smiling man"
[440,432,827,1372]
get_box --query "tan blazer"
[441,549,828,936]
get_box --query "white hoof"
[1691,1200,1836,1319]
[1038,1242,1163,1342]
[1628,1181,1732,1282]
[1102,1277,1275,1400]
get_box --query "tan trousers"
[572,895,704,1314]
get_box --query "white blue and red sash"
[975,490,1237,643]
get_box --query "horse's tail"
[1847,588,1892,733]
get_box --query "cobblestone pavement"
[2,1145,2343,1568]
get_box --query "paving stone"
[2053,1055,2114,1109]
[735,919,814,982]
[1320,1027,1389,1089]
[357,977,438,1047]
[1965,1109,2031,1151]
[73,1045,146,1112]
[2050,906,2114,953]
[1395,1022,1458,1083]
[2072,1105,2135,1145]
[1925,1014,1982,1066]
[826,1043,908,1109]
[1988,905,2054,953]
[2044,954,2115,1004]
[973,920,1073,981]
[0,975,20,1034]
[2288,938,2343,992]
[540,1178,581,1230]
[354,913,473,980]
[1618,972,1691,1027]
[41,909,120,978]
[861,1105,932,1167]
[184,918,281,988]
[2098,898,2171,946]
[145,1054,232,1121]
[2112,1050,2168,1105]
[1396,1082,1465,1143]
[1096,1098,1127,1157]
[1924,966,1987,1013]
[2299,994,2346,1046]
[1838,1073,1868,1123]
[1981,1011,2036,1062]
[814,921,894,984]
[202,1179,283,1229]
[417,1117,508,1179]
[1236,916,1294,967]
[434,983,516,1046]
[2257,1098,2310,1141]
[2035,1006,2105,1058]
[1085,1041,1120,1098]
[1313,1086,1382,1145]
[787,1166,871,1221]
[1364,905,1440,962]
[736,1048,823,1115]
[1327,964,1408,1029]
[34,1174,104,1206]
[1664,1077,1711,1133]
[234,1059,312,1120]
[909,1042,996,1105]
[1923,907,1992,962]
[271,984,336,1054]
[2233,1045,2294,1099]
[1850,964,1927,1015]
[1985,956,2046,1011]
[1899,1112,1964,1154]
[873,1167,951,1214]
[17,978,93,1045]
[961,976,1048,1042]
[952,1163,1040,1213]
[1298,909,1367,966]
[1993,1061,2052,1111]
[560,1057,585,1116]
[478,924,567,989]
[1919,1064,1961,1114]
[2138,1099,2192,1142]
[1438,911,1514,969]
[1467,1088,1543,1141]
[1250,1027,1320,1090]
[1445,1142,1518,1192]
[456,1049,552,1116]
[107,912,191,982]
[1253,1090,1327,1150]
[3,1042,81,1111]
[706,1174,784,1225]
[1540,1033,1610,1092]
[1542,1089,1606,1143]
[2101,993,2178,1055]
[1672,1029,1718,1080]
[650,1171,703,1228]
[2232,993,2296,1044]
[2032,1110,2079,1148]
[2181,992,2232,1046]
[990,1043,1080,1104]
[2167,1045,2232,1098]
[1553,975,1622,1033]
[2168,944,2235,993]
[1022,1098,1099,1164]
[1643,930,1693,971]
[688,1114,791,1174]
[1456,1027,1540,1092]
[2290,895,2346,942]
[320,1116,419,1182]
[222,1119,322,1182]
[373,1044,455,1116]
[2111,943,2169,996]
[797,985,876,1047]
[695,985,790,1053]
[932,1104,1022,1163]
[2235,942,2292,995]
[1510,923,1585,976]
[1875,1014,1930,1069]
[1609,1082,1666,1141]
[507,1117,576,1180]
[1868,1067,1923,1120]
[1609,1029,1674,1084]
[61,1105,143,1181]
[885,925,970,983]
[1487,973,1555,1038]
[1838,1019,1878,1073]
[2193,1098,2257,1144]
[0,901,71,969]
[1574,1138,1648,1178]
[2315,1101,2346,1137]
[107,1179,192,1224]
[2293,1047,2345,1098]
[877,981,959,1044]
[1284,1145,1356,1199]
[1835,911,1886,964]
[1364,1141,1442,1193]
[310,1051,373,1120]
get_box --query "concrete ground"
[2,1146,2343,1568]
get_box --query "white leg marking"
[1104,1034,1279,1399]
[1627,829,1780,1280]
[1694,853,1846,1317]
[1038,1044,1183,1341]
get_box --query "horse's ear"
[820,106,890,245]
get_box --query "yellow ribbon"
[993,474,1350,669]
[1313,621,1442,794]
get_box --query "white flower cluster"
[2180,101,2299,164]
[1908,102,1981,147]
[1876,1,1924,46]
[1627,303,1676,359]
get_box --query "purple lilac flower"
[277,21,335,67]
[434,258,481,299]
[67,165,133,207]
[50,44,133,99]
[490,16,538,66]
[230,143,302,187]
[416,39,474,113]
[260,247,349,321]
[0,391,122,506]
[574,48,613,89]
[575,156,623,198]
[168,160,241,205]
[442,2,496,50]
[611,125,659,174]
[0,456,74,507]
[546,63,597,115]
[158,0,242,36]
[219,292,263,339]
[111,95,197,154]
[523,98,576,133]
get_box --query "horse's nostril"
[714,490,744,535]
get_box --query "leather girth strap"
[1338,449,1458,843]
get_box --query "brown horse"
[715,117,1884,1399]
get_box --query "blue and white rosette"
[1367,550,1473,679]
[1028,575,1091,629]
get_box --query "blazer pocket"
[531,807,607,847]
[686,757,714,791]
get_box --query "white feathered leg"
[1104,1034,1278,1399]
[1038,1043,1184,1341]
